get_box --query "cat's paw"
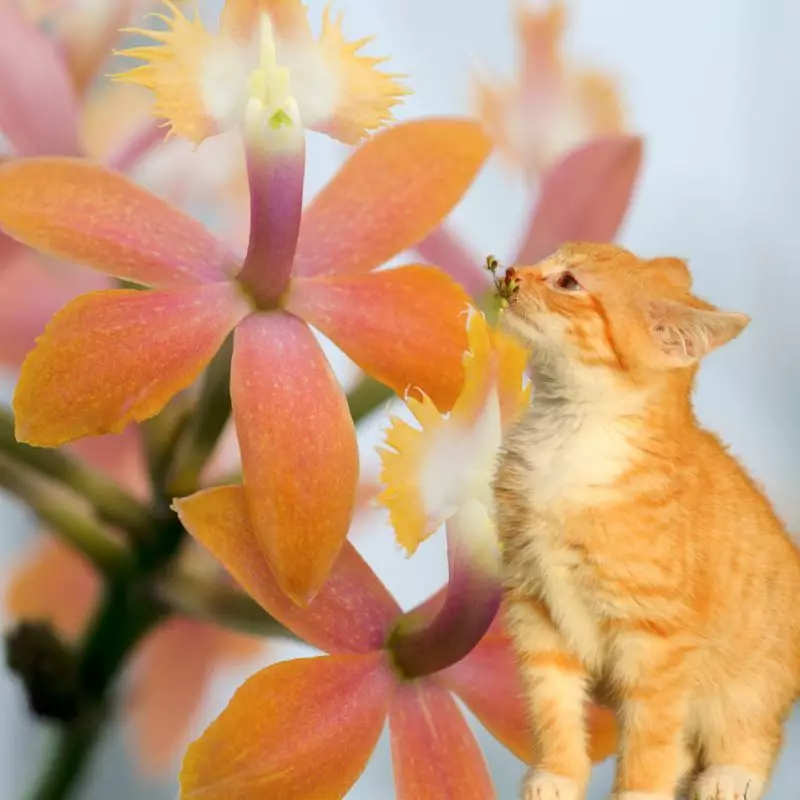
[521,769,581,800]
[612,793,673,800]
[691,766,765,800]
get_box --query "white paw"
[692,766,765,800]
[613,793,673,800]
[522,769,581,800]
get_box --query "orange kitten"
[492,243,800,800]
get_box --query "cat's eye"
[553,271,582,292]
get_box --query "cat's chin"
[499,307,540,346]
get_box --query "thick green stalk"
[0,408,155,542]
[0,456,129,577]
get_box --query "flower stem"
[0,407,155,541]
[388,502,503,678]
[165,335,233,497]
[346,375,395,423]
[105,119,165,173]
[0,455,129,577]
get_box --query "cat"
[492,242,800,800]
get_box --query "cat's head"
[499,242,750,379]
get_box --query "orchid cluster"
[0,0,641,798]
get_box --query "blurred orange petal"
[231,312,358,605]
[128,617,261,775]
[180,652,394,800]
[5,538,99,640]
[389,680,493,799]
[14,284,249,447]
[0,158,238,287]
[515,136,643,264]
[175,484,400,654]
[0,252,108,367]
[0,3,81,156]
[293,119,491,277]
[287,266,470,412]
[67,426,150,500]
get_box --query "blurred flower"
[174,484,618,799]
[0,114,490,605]
[415,136,643,297]
[473,0,624,179]
[4,427,262,775]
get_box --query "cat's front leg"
[610,625,696,799]
[506,598,591,800]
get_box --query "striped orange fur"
[492,243,800,800]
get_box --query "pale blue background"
[1,0,799,797]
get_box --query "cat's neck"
[525,357,696,441]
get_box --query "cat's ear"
[647,299,750,366]
[647,257,692,291]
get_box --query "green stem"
[346,375,395,423]
[0,407,155,542]
[0,456,129,577]
[160,566,297,639]
[26,710,106,800]
[166,336,233,497]
[25,512,183,800]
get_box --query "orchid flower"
[473,0,624,179]
[174,485,617,799]
[0,0,493,604]
[4,427,263,775]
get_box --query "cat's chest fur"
[496,391,643,666]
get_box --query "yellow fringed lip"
[378,309,531,556]
[113,0,409,146]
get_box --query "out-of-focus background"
[2,0,799,797]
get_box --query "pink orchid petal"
[174,485,401,654]
[0,158,239,287]
[0,251,108,367]
[231,312,360,605]
[412,225,488,297]
[435,611,531,764]
[515,136,643,264]
[0,231,24,272]
[67,425,149,501]
[286,266,470,413]
[0,4,81,156]
[390,680,494,799]
[14,284,249,447]
[127,617,260,775]
[180,653,395,800]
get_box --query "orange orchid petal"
[0,3,81,156]
[221,0,312,41]
[174,484,402,654]
[231,312,359,605]
[292,119,491,277]
[180,652,394,800]
[128,617,261,775]
[0,251,109,368]
[389,681,494,799]
[14,284,249,447]
[0,158,238,287]
[5,538,99,640]
[287,266,470,412]
[515,136,643,264]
